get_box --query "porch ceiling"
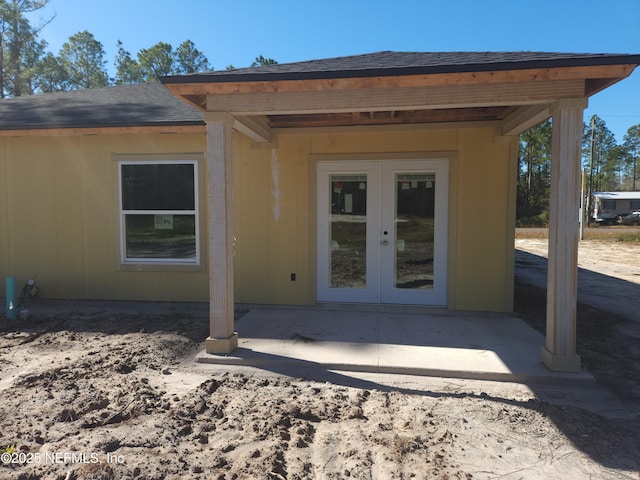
[258,106,522,129]
[161,52,640,140]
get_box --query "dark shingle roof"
[2,52,639,132]
[162,51,640,83]
[0,82,204,131]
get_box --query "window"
[631,200,640,210]
[602,200,616,211]
[119,160,199,265]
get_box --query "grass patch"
[617,231,640,243]
[514,228,548,240]
[516,226,640,242]
[584,227,638,241]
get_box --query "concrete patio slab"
[196,305,595,385]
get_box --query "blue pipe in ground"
[6,276,16,320]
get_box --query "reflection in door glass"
[329,175,367,288]
[395,174,435,289]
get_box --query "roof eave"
[161,55,640,85]
[0,122,206,137]
[161,63,640,117]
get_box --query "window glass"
[124,214,196,259]
[394,174,435,290]
[329,175,367,288]
[120,161,198,264]
[121,164,195,210]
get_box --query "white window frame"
[118,159,200,266]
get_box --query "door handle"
[382,240,389,246]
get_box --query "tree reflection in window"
[120,161,198,264]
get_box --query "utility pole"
[587,116,596,225]
[580,169,586,240]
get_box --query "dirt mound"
[1,311,639,479]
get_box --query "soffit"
[161,53,640,136]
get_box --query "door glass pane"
[329,175,367,288]
[394,174,435,289]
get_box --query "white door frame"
[380,159,449,305]
[317,161,381,303]
[316,158,449,305]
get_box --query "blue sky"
[27,0,640,141]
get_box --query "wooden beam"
[501,104,551,136]
[164,64,637,96]
[233,115,272,143]
[267,106,516,128]
[206,79,585,115]
[272,120,503,136]
[0,125,205,137]
[585,77,625,96]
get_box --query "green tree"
[0,0,51,97]
[31,50,66,92]
[251,55,277,67]
[622,124,640,190]
[517,120,552,223]
[18,33,47,93]
[601,144,627,191]
[583,115,618,194]
[137,41,173,81]
[114,39,142,85]
[59,30,108,89]
[173,39,210,74]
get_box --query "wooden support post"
[205,113,238,354]
[542,99,587,372]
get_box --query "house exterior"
[2,51,640,372]
[591,191,640,223]
[0,83,209,302]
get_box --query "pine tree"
[59,30,109,89]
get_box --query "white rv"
[591,192,640,224]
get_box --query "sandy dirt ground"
[515,235,640,285]
[1,237,640,479]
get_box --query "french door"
[317,159,449,305]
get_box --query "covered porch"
[161,51,640,372]
[196,304,594,385]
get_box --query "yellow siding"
[452,130,514,311]
[0,133,208,302]
[233,135,315,305]
[233,127,515,311]
[1,126,516,312]
[0,140,9,290]
[232,138,271,303]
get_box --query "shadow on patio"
[197,304,593,387]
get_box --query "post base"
[541,346,581,372]
[205,333,238,354]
